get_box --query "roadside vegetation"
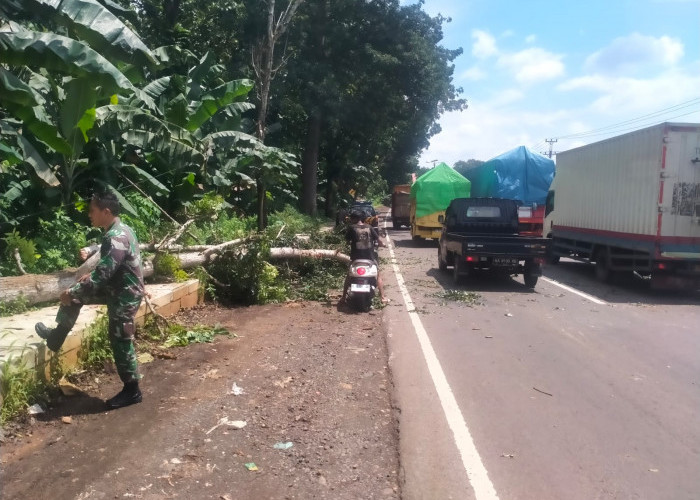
[0,0,464,421]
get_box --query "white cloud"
[498,48,565,83]
[558,67,700,116]
[471,29,498,59]
[585,33,684,75]
[460,66,487,81]
[525,34,537,44]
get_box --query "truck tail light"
[656,262,667,270]
[465,255,476,262]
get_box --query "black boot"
[35,322,70,352]
[106,381,142,410]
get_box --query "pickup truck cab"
[438,198,550,288]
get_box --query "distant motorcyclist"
[342,210,389,304]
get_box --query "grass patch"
[0,295,31,317]
[430,290,484,307]
[0,355,50,424]
[78,314,112,371]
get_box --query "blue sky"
[404,0,700,165]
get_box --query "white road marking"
[541,276,608,305]
[383,217,500,500]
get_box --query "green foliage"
[207,238,287,305]
[276,259,346,302]
[187,210,256,245]
[2,230,38,271]
[163,324,230,347]
[120,192,165,243]
[430,290,484,307]
[257,262,288,304]
[0,295,30,317]
[0,351,50,424]
[78,313,112,371]
[33,209,89,273]
[153,253,183,280]
[267,204,321,235]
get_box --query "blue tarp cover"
[467,146,555,205]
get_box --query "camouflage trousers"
[55,294,142,384]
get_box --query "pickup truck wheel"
[524,273,538,288]
[452,255,463,284]
[438,248,447,272]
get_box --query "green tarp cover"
[410,163,471,218]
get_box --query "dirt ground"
[0,301,400,500]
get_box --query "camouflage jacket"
[70,219,144,302]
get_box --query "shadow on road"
[38,393,109,420]
[425,268,537,294]
[390,237,439,249]
[544,260,700,306]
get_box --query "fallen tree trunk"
[0,245,349,305]
[269,247,350,264]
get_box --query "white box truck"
[544,122,700,290]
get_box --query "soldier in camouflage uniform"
[35,191,145,409]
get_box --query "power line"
[555,98,700,141]
[556,108,700,146]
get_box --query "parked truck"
[463,146,555,237]
[438,198,549,288]
[411,163,471,240]
[391,184,411,229]
[544,122,700,290]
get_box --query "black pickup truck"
[437,198,550,288]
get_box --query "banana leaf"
[0,69,73,155]
[187,79,254,133]
[0,122,60,186]
[0,30,133,96]
[25,0,156,68]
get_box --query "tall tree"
[250,0,303,228]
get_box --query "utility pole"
[542,138,558,159]
[429,159,439,167]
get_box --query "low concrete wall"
[0,280,201,382]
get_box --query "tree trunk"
[256,178,266,231]
[1,246,349,306]
[301,111,321,216]
[325,175,336,218]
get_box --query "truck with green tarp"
[410,163,471,240]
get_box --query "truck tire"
[452,255,463,284]
[524,273,538,288]
[438,248,447,272]
[546,245,560,264]
[594,248,612,283]
[524,261,539,288]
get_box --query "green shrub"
[2,230,38,273]
[32,209,90,273]
[0,354,49,424]
[153,253,183,280]
[120,192,165,244]
[78,314,112,371]
[0,294,30,317]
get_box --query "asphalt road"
[382,221,700,500]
